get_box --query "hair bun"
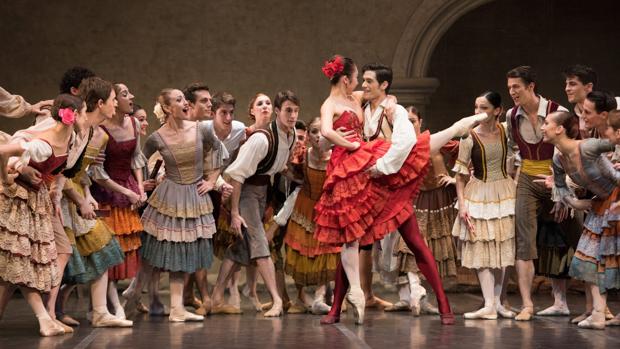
[153,102,166,125]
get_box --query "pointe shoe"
[311,301,331,315]
[183,297,203,310]
[411,301,421,316]
[320,314,340,324]
[515,307,534,321]
[92,311,133,328]
[39,318,65,337]
[211,303,242,315]
[571,312,590,324]
[365,296,393,310]
[287,302,308,314]
[195,299,212,316]
[536,305,570,316]
[605,307,615,320]
[54,319,74,333]
[346,288,365,325]
[577,312,605,330]
[453,113,489,137]
[497,304,516,319]
[169,309,205,322]
[261,301,274,311]
[605,315,620,326]
[411,303,422,317]
[241,292,264,312]
[384,300,411,312]
[420,296,439,315]
[114,306,127,320]
[464,306,497,320]
[59,314,80,327]
[264,302,284,317]
[570,308,614,323]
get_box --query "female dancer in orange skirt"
[284,117,340,314]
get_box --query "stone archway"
[390,0,494,111]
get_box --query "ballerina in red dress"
[314,55,488,324]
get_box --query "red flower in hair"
[58,108,76,125]
[321,56,344,80]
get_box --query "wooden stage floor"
[2,286,619,349]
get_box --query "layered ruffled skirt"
[569,188,620,292]
[398,185,458,278]
[0,184,60,292]
[101,206,143,280]
[92,175,143,280]
[314,132,431,246]
[62,191,124,284]
[452,176,515,269]
[141,179,216,273]
[536,216,582,278]
[285,187,340,286]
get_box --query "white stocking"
[341,240,361,291]
[477,268,495,308]
[493,268,505,307]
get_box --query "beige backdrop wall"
[0,0,422,134]
[1,0,619,135]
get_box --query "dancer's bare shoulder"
[322,97,361,122]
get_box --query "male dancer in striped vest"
[506,66,581,321]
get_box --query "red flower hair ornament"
[321,56,344,80]
[58,108,76,125]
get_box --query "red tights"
[326,214,451,318]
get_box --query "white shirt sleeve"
[130,117,147,170]
[375,105,417,175]
[13,139,53,171]
[224,132,269,183]
[0,86,32,118]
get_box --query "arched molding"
[392,0,494,78]
[390,0,494,112]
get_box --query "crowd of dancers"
[0,57,619,337]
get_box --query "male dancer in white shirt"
[322,63,455,325]
[211,91,298,317]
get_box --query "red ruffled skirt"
[314,131,431,245]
